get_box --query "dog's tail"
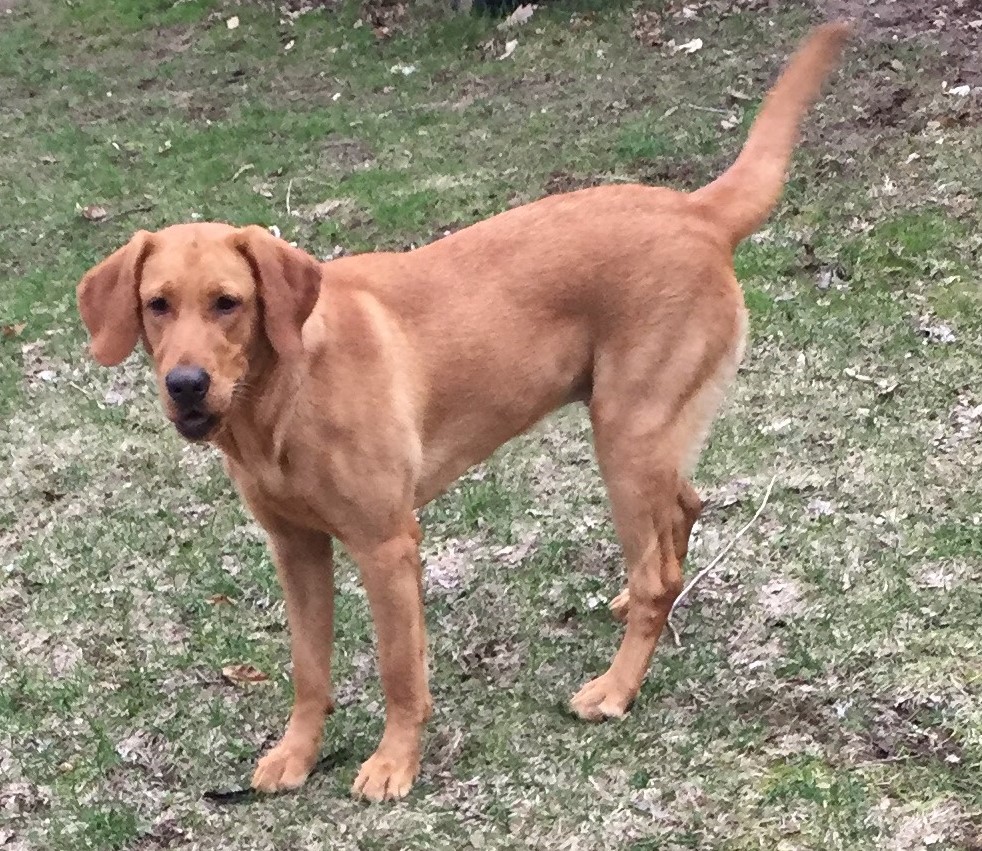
[690,21,850,248]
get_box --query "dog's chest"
[229,459,339,535]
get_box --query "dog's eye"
[214,295,241,314]
[146,297,169,316]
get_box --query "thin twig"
[668,474,777,639]
[98,203,154,223]
[684,103,731,115]
[286,178,293,218]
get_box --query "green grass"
[2,0,982,849]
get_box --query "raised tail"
[690,21,851,248]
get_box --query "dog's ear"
[230,226,322,359]
[77,231,154,366]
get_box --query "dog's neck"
[213,337,303,467]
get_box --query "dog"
[77,23,849,801]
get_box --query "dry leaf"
[805,497,836,518]
[222,663,268,685]
[915,315,957,344]
[498,4,534,29]
[876,378,899,398]
[843,366,873,383]
[226,15,240,30]
[207,594,234,606]
[672,37,703,55]
[1,323,26,339]
[499,39,518,60]
[81,204,108,221]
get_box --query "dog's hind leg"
[571,303,745,721]
[609,479,702,624]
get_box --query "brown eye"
[214,295,241,314]
[146,297,169,316]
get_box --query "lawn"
[1,0,981,848]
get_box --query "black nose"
[165,365,210,407]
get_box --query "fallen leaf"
[760,416,792,434]
[221,663,268,685]
[80,204,108,221]
[876,378,899,398]
[915,315,957,344]
[672,37,703,55]
[226,15,239,30]
[389,62,417,76]
[844,366,873,383]
[1,323,26,338]
[947,84,970,97]
[806,497,836,518]
[499,39,518,60]
[207,594,234,606]
[103,385,133,406]
[498,4,534,29]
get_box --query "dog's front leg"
[251,524,335,793]
[348,526,432,801]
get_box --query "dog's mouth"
[172,409,219,441]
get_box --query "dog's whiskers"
[231,379,255,402]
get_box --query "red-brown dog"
[77,24,849,801]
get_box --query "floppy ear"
[77,231,154,366]
[230,226,322,359]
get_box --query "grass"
[2,0,982,849]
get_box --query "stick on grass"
[668,474,777,645]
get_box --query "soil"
[823,0,982,85]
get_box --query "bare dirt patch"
[825,0,982,85]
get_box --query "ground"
[1,0,980,849]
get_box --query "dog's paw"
[251,739,320,793]
[351,748,419,802]
[570,673,636,722]
[609,589,630,623]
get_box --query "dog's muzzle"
[165,365,218,440]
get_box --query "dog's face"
[77,223,322,442]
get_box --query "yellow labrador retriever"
[77,23,849,801]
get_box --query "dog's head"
[77,223,322,441]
